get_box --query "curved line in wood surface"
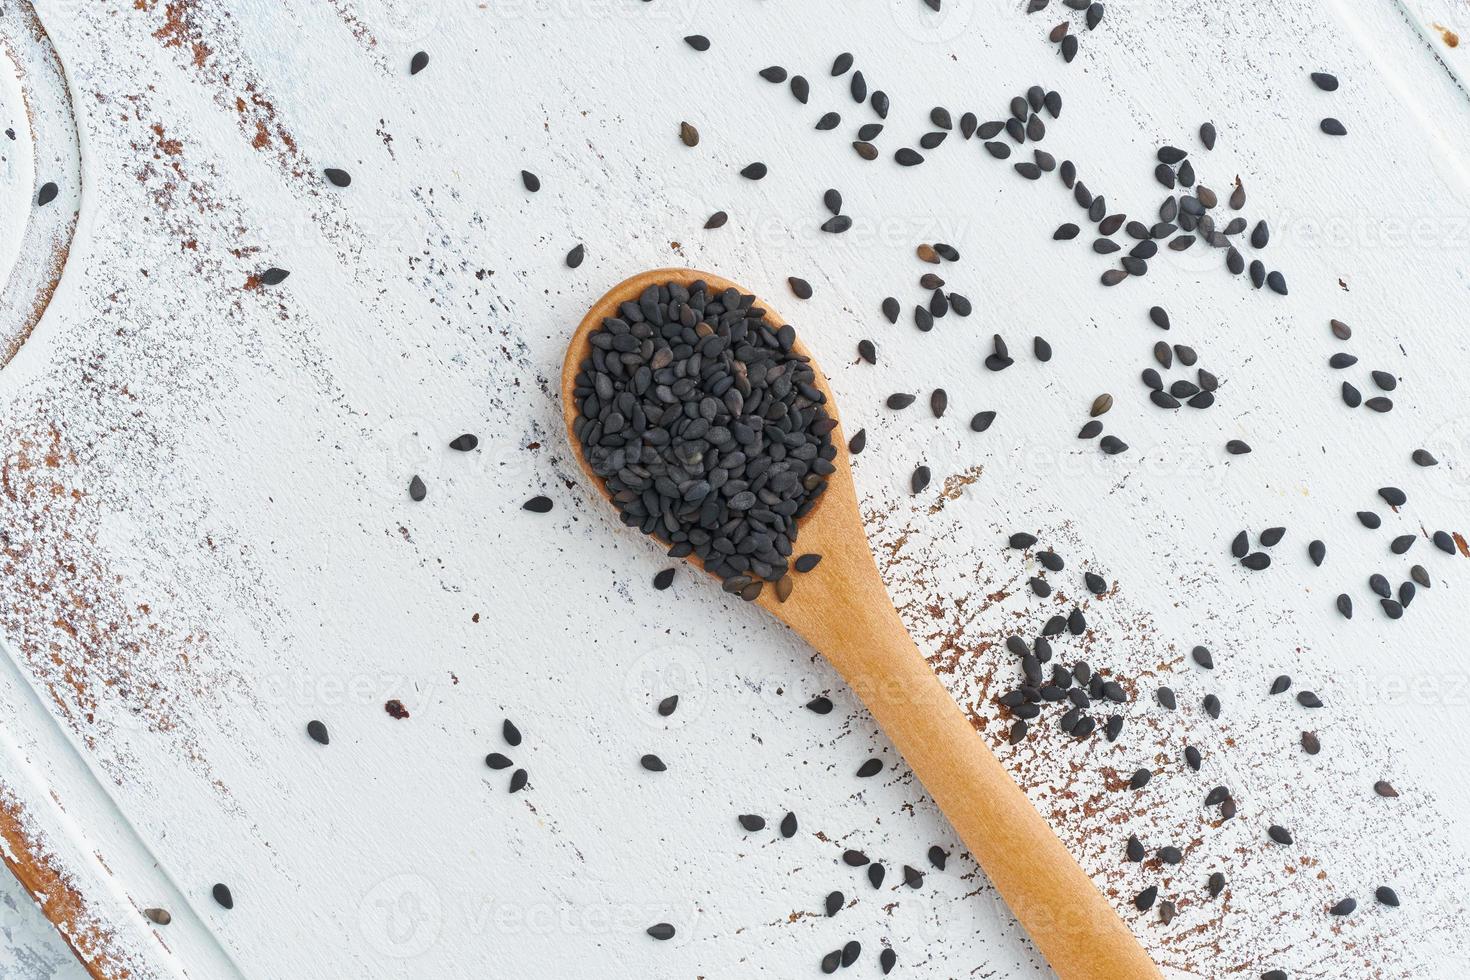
[0,630,250,980]
[0,784,133,980]
[0,1,80,371]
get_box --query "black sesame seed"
[807,696,834,715]
[825,890,844,916]
[647,922,676,940]
[738,814,766,832]
[969,411,996,433]
[212,883,234,909]
[521,170,540,192]
[1268,825,1293,845]
[740,162,768,180]
[485,752,512,769]
[522,495,553,513]
[306,720,329,745]
[410,51,430,74]
[641,754,666,772]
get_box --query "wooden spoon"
[561,269,1161,980]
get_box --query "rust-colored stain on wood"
[0,785,131,980]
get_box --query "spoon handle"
[780,543,1160,979]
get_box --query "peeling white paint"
[2,0,1469,977]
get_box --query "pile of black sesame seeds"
[571,278,838,601]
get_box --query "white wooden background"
[3,0,1470,977]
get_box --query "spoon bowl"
[562,268,1160,980]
